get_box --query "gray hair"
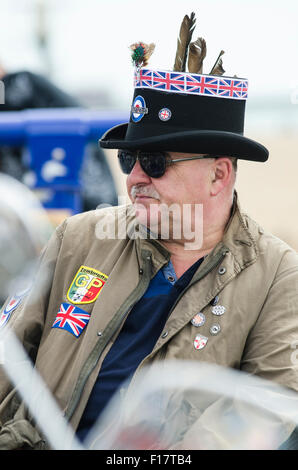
[229,157,238,173]
[209,155,238,173]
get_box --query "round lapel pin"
[210,323,221,335]
[158,108,172,121]
[194,334,208,350]
[191,312,206,327]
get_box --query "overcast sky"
[0,0,297,109]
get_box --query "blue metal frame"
[0,108,128,213]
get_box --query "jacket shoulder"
[56,204,136,243]
[242,212,298,266]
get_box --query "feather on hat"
[99,12,269,163]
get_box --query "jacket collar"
[221,191,258,270]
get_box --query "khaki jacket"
[0,198,298,449]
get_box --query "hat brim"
[99,123,268,162]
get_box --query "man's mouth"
[130,185,160,201]
[134,194,155,200]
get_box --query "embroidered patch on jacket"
[0,286,32,329]
[52,303,91,337]
[67,265,108,305]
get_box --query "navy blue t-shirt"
[77,257,203,441]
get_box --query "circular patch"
[191,312,206,327]
[0,297,21,329]
[0,284,32,329]
[131,95,148,122]
[158,108,172,121]
[4,296,22,314]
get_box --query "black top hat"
[100,15,268,162]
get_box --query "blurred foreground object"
[0,349,297,449]
[0,172,53,305]
[85,360,298,450]
[0,324,83,449]
[0,174,83,449]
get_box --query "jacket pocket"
[0,417,45,450]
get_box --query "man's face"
[126,151,214,241]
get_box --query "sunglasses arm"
[169,156,208,164]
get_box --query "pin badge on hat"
[131,95,148,122]
[191,312,206,327]
[158,108,172,121]
[194,334,208,350]
[211,305,226,316]
[100,14,269,164]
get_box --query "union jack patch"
[52,303,91,338]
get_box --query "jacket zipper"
[64,250,153,422]
[65,246,228,421]
[167,246,229,317]
[131,247,229,375]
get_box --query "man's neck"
[159,228,223,278]
[158,200,233,278]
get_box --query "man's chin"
[133,201,160,230]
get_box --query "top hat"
[99,14,269,162]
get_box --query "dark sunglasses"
[117,150,209,178]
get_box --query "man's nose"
[127,159,151,184]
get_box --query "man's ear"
[210,158,234,196]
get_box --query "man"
[0,13,298,449]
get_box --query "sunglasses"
[117,150,209,178]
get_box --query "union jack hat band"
[134,68,248,101]
[100,69,269,162]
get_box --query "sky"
[0,0,297,113]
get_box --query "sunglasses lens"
[118,150,137,174]
[118,151,167,178]
[139,152,167,178]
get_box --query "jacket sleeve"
[240,248,298,392]
[0,221,66,449]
